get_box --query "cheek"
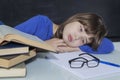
[63,31,67,42]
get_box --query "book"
[45,51,120,79]
[0,42,29,56]
[0,25,56,52]
[0,48,36,68]
[0,62,26,77]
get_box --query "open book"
[0,25,56,52]
[45,51,120,80]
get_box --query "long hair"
[54,13,107,50]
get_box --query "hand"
[45,38,67,52]
[57,46,80,53]
[45,38,80,53]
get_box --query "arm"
[79,38,114,54]
[15,15,53,40]
[45,38,80,53]
[45,37,114,53]
[15,15,46,34]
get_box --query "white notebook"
[93,42,120,65]
[46,51,120,79]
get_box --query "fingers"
[56,46,80,53]
[45,38,70,53]
[55,39,64,43]
[56,46,68,53]
[56,47,64,53]
[57,43,67,47]
[54,38,67,47]
[56,42,67,53]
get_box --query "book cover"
[0,42,29,56]
[0,25,56,52]
[0,49,36,68]
[0,62,26,77]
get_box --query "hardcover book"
[0,42,29,56]
[0,62,26,77]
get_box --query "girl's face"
[63,21,93,47]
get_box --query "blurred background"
[0,0,120,41]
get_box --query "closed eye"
[82,39,85,44]
[82,37,87,44]
[80,28,83,32]
[80,29,82,32]
[81,38,86,44]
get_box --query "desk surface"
[0,42,120,80]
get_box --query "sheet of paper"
[93,42,120,65]
[46,51,120,79]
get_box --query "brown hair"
[54,13,107,50]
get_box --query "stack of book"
[0,42,36,77]
[0,25,56,77]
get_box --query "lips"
[68,34,73,42]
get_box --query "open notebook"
[45,50,120,79]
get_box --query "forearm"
[45,38,81,53]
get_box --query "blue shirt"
[0,21,3,25]
[15,15,114,54]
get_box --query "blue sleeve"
[14,15,53,40]
[79,38,114,54]
[14,15,51,35]
[15,15,40,34]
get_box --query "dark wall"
[0,0,120,41]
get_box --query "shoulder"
[33,15,51,21]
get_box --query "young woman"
[15,13,114,54]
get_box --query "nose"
[75,36,82,43]
[75,34,80,40]
[75,34,85,42]
[75,32,83,39]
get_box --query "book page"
[46,51,120,79]
[0,25,43,42]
